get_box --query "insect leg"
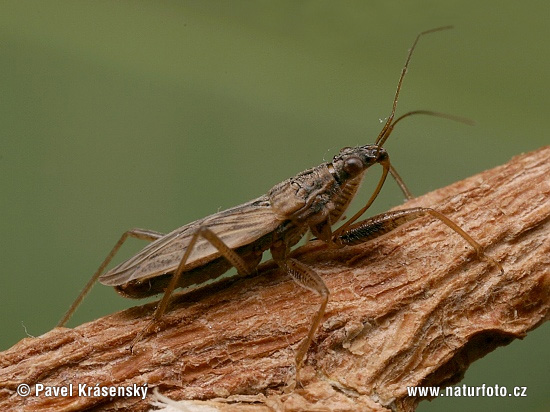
[334,207,503,273]
[388,164,413,200]
[276,257,329,381]
[58,228,165,327]
[132,226,255,347]
[333,157,391,238]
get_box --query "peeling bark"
[1,147,549,412]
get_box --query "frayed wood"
[1,147,549,412]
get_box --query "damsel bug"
[58,27,501,379]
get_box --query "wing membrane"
[100,196,283,286]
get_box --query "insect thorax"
[268,164,340,226]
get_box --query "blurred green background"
[1,1,547,411]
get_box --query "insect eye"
[343,156,364,176]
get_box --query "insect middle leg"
[58,228,165,327]
[282,207,502,381]
[277,258,329,374]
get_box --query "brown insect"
[58,27,501,379]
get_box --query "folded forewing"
[100,196,283,286]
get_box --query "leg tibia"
[57,228,164,327]
[278,258,329,375]
[334,207,503,273]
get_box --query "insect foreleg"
[388,164,413,200]
[334,157,391,237]
[57,228,165,327]
[131,226,255,348]
[335,207,503,273]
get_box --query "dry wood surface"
[1,147,549,412]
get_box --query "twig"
[1,147,549,412]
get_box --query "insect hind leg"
[57,228,165,327]
[131,226,255,348]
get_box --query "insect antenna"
[378,109,474,148]
[334,27,455,238]
[383,110,474,200]
[375,26,453,149]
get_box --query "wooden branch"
[1,147,549,412]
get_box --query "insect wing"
[100,196,282,286]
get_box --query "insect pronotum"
[58,26,502,381]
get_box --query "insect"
[58,27,501,380]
